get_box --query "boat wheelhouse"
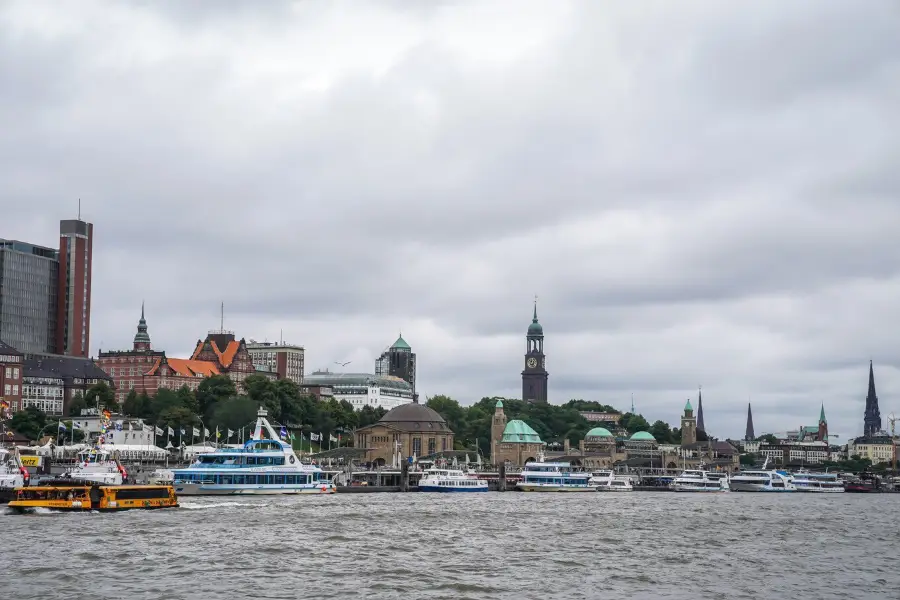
[791,470,845,493]
[516,455,593,492]
[672,470,729,492]
[418,467,488,492]
[172,408,336,495]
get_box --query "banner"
[20,455,41,467]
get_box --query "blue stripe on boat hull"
[418,485,487,492]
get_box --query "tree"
[85,382,118,412]
[197,375,237,416]
[619,412,650,434]
[242,375,281,419]
[176,385,199,414]
[68,393,87,417]
[123,390,152,418]
[426,395,467,436]
[208,396,258,435]
[739,453,758,466]
[756,434,778,445]
[649,420,675,444]
[10,406,47,440]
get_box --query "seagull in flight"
[335,361,352,367]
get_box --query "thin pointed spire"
[745,402,755,441]
[533,294,538,322]
[864,359,882,436]
[696,386,705,432]
[141,300,145,320]
[819,403,827,424]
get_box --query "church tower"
[696,386,706,432]
[521,299,548,404]
[745,402,755,441]
[817,404,828,443]
[681,399,697,446]
[491,399,508,459]
[864,360,882,437]
[132,302,151,352]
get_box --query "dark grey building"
[521,302,548,404]
[22,352,113,416]
[375,335,417,398]
[0,239,59,354]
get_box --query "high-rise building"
[0,217,93,357]
[521,301,548,404]
[56,219,93,357]
[0,239,59,354]
[247,341,305,385]
[375,334,416,397]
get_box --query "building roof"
[191,333,241,368]
[133,303,150,345]
[147,357,220,377]
[629,431,656,442]
[22,353,113,383]
[684,399,692,411]
[682,441,738,456]
[819,404,827,424]
[495,399,503,408]
[0,339,22,355]
[377,403,450,432]
[527,302,543,336]
[391,335,411,350]
[501,420,543,444]
[585,427,614,439]
[303,371,412,391]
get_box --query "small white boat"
[672,469,729,492]
[148,468,174,485]
[589,470,634,492]
[0,448,28,503]
[62,448,126,485]
[418,467,488,492]
[516,453,593,492]
[791,470,845,493]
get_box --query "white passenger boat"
[516,454,593,492]
[589,470,634,492]
[729,460,795,492]
[791,470,845,493]
[62,448,126,485]
[172,408,336,495]
[0,448,28,503]
[418,467,488,492]
[672,469,729,492]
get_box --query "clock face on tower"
[527,357,537,368]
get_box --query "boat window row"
[176,473,326,485]
[524,475,589,485]
[115,488,172,500]
[198,455,285,466]
[436,480,482,486]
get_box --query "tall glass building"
[0,239,59,354]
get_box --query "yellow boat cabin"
[8,480,178,512]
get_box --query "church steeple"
[745,402,755,441]
[522,297,548,404]
[133,302,151,351]
[864,360,882,437]
[696,386,705,432]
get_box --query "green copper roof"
[133,303,150,344]
[527,301,543,336]
[629,431,656,442]
[585,427,613,438]
[684,399,692,411]
[495,399,503,408]
[391,335,411,350]
[501,420,543,444]
[819,404,827,424]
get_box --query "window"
[412,438,421,455]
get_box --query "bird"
[335,361,351,367]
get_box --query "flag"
[58,422,67,431]
[155,426,164,436]
[168,426,174,436]
[227,429,234,438]
[216,427,221,439]
[73,422,82,430]
[289,431,295,441]
[192,427,200,437]
[329,434,338,443]
[279,427,287,439]
[128,422,134,431]
[180,428,186,436]
[310,433,320,442]
[204,428,209,437]
[0,400,9,408]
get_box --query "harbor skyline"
[3,1,900,440]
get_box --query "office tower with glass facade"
[0,239,59,354]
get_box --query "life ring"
[289,456,295,464]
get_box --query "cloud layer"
[3,0,899,440]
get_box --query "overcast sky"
[3,1,899,440]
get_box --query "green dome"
[684,399,692,411]
[391,335,411,350]
[501,420,543,444]
[629,431,656,442]
[585,427,613,438]
[495,399,503,408]
[527,301,543,336]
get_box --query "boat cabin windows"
[175,472,326,486]
[197,454,285,466]
[17,487,91,501]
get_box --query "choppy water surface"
[3,493,899,599]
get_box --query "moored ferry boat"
[62,449,126,485]
[672,470,729,492]
[418,467,488,492]
[791,470,845,493]
[172,408,336,495]
[516,455,593,492]
[729,460,795,492]
[589,470,634,492]
[8,480,178,512]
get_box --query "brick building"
[0,340,23,412]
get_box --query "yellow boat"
[8,480,178,512]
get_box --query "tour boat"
[172,407,336,495]
[62,448,126,485]
[418,467,488,492]
[671,469,729,492]
[0,448,29,503]
[729,459,795,492]
[791,470,845,493]
[516,454,593,492]
[8,479,177,512]
[589,470,634,492]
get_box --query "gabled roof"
[0,339,22,355]
[23,353,112,383]
[192,337,241,368]
[148,357,219,377]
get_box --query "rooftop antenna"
[78,198,81,220]
[280,329,283,345]
[631,393,635,414]
[220,302,224,331]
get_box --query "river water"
[3,492,898,599]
